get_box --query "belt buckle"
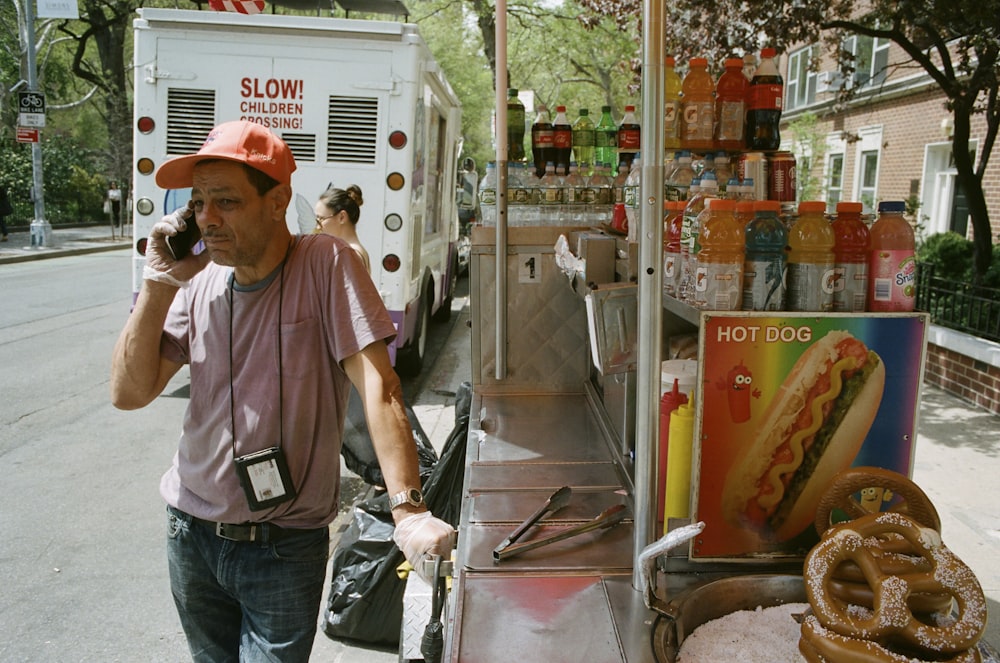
[216,522,255,542]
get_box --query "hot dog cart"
[436,2,995,661]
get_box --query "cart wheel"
[813,466,941,536]
[650,614,679,663]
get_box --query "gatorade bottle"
[552,105,573,175]
[572,108,596,177]
[733,200,755,226]
[679,174,718,302]
[664,56,683,151]
[787,200,836,311]
[664,400,695,522]
[617,105,641,172]
[595,106,618,176]
[680,58,715,154]
[868,201,916,311]
[530,105,554,178]
[746,48,784,151]
[658,379,689,531]
[507,88,526,161]
[715,58,748,152]
[832,201,871,312]
[694,198,744,310]
[663,200,686,298]
[742,200,787,311]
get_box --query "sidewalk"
[0,224,132,265]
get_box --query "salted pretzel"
[815,466,941,536]
[799,614,983,663]
[804,512,986,655]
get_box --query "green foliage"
[786,112,826,202]
[918,232,1000,289]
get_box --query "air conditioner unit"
[816,70,843,93]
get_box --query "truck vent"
[327,96,379,164]
[281,133,317,163]
[165,88,217,155]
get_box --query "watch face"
[407,488,423,504]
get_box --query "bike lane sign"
[18,91,46,128]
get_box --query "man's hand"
[144,203,209,287]
[392,511,455,582]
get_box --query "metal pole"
[494,0,508,380]
[632,0,665,589]
[23,0,51,248]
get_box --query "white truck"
[130,8,463,375]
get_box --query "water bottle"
[746,48,783,151]
[622,152,642,233]
[665,150,696,201]
[832,201,871,312]
[742,200,787,311]
[868,201,916,311]
[479,161,497,226]
[506,88,526,161]
[562,162,586,224]
[787,200,836,311]
[572,108,596,177]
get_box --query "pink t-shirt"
[158,234,396,528]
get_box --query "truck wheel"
[432,258,458,324]
[396,296,429,377]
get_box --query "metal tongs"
[492,486,628,561]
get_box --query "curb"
[0,240,131,266]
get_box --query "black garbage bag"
[322,382,472,646]
[341,389,438,487]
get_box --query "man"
[110,120,453,662]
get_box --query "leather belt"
[191,515,290,543]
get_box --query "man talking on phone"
[110,120,453,662]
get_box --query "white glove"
[392,511,455,582]
[144,203,206,287]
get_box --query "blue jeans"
[166,506,329,663]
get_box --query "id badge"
[234,447,297,511]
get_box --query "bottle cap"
[579,108,589,115]
[798,200,826,214]
[625,105,636,111]
[753,200,781,213]
[690,57,708,67]
[508,88,518,95]
[556,105,567,112]
[709,198,737,211]
[602,105,612,112]
[660,379,690,411]
[878,201,906,213]
[725,58,744,68]
[760,47,776,58]
[666,56,676,66]
[836,202,863,214]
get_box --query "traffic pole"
[22,0,51,248]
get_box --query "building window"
[841,34,890,89]
[858,150,880,212]
[786,46,817,110]
[825,153,844,209]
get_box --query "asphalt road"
[0,248,467,662]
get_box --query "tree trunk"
[951,98,992,282]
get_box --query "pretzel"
[815,466,941,536]
[799,615,983,663]
[804,512,986,655]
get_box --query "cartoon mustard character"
[859,486,894,513]
[717,360,761,423]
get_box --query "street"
[0,248,469,662]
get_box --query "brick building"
[777,35,1000,413]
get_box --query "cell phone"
[167,217,201,260]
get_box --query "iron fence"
[917,262,1000,343]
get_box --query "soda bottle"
[694,198,744,310]
[572,108,596,177]
[622,152,642,234]
[680,58,715,154]
[868,200,916,311]
[715,58,748,152]
[664,56,683,151]
[746,48,783,151]
[617,105,641,172]
[507,88,526,161]
[832,201,871,312]
[663,200,686,298]
[665,150,696,201]
[552,105,573,175]
[595,106,618,175]
[742,200,787,311]
[531,104,554,178]
[787,200,836,311]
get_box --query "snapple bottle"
[868,200,916,311]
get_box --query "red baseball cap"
[155,120,296,189]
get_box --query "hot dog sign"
[689,313,929,560]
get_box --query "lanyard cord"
[229,240,292,458]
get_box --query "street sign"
[17,127,40,143]
[18,91,46,128]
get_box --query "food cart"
[436,1,996,660]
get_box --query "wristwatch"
[388,487,425,510]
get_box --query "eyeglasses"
[315,214,336,226]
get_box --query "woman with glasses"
[313,184,370,273]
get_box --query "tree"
[580,0,999,280]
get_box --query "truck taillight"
[136,198,155,216]
[137,116,155,134]
[384,213,402,231]
[382,254,401,272]
[388,131,406,149]
[386,172,404,190]
[137,158,155,176]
